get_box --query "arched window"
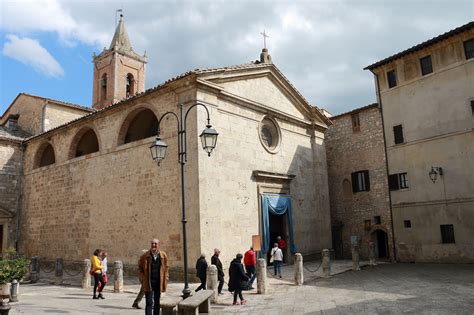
[101,73,107,101]
[73,128,99,157]
[35,143,55,168]
[118,108,158,145]
[126,73,135,97]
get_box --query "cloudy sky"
[1,0,473,115]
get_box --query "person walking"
[132,249,148,309]
[243,247,256,290]
[271,243,283,278]
[211,248,225,295]
[195,253,208,291]
[138,239,169,315]
[228,253,249,305]
[100,251,108,289]
[91,249,105,299]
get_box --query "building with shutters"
[365,21,474,263]
[325,104,393,261]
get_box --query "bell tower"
[92,14,147,110]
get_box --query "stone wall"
[0,139,21,251]
[325,106,393,260]
[196,76,332,270]
[20,83,195,275]
[43,103,89,131]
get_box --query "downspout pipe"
[15,141,25,252]
[370,69,397,262]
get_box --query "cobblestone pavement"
[6,262,474,314]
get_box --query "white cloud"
[2,34,64,77]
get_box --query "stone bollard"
[55,258,63,285]
[82,259,91,289]
[30,256,39,283]
[206,265,218,303]
[114,261,123,293]
[256,258,267,294]
[322,249,331,278]
[351,244,360,271]
[9,280,18,303]
[294,253,304,285]
[369,242,377,266]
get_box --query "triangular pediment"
[196,65,329,127]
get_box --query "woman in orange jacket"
[91,248,105,299]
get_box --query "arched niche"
[70,127,100,158]
[35,143,56,168]
[117,107,158,145]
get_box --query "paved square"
[6,263,474,314]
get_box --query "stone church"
[0,15,332,276]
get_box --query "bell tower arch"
[92,14,147,110]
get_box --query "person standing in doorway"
[243,247,256,290]
[211,248,225,295]
[195,253,208,291]
[271,243,283,278]
[139,239,169,315]
[91,249,105,299]
[228,253,249,305]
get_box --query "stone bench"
[178,290,214,315]
[161,295,183,315]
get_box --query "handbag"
[270,249,275,263]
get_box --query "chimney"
[7,114,19,131]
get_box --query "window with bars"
[393,124,404,144]
[420,55,433,75]
[351,170,370,193]
[440,224,455,244]
[388,172,409,190]
[387,70,397,88]
[464,38,474,60]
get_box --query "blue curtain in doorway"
[261,193,297,255]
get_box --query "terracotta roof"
[25,61,329,142]
[364,21,474,70]
[330,103,379,120]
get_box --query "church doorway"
[373,229,389,259]
[268,212,288,262]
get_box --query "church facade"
[1,16,332,276]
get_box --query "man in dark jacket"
[211,248,224,295]
[195,253,208,291]
[138,238,169,315]
[228,253,249,305]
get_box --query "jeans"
[274,260,282,276]
[145,286,161,315]
[133,284,144,305]
[245,265,256,286]
[217,276,224,294]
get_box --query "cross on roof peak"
[260,30,269,49]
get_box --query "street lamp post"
[149,102,218,298]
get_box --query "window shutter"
[363,170,370,191]
[351,172,358,193]
[388,174,400,191]
[393,125,404,144]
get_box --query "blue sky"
[1,0,473,115]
